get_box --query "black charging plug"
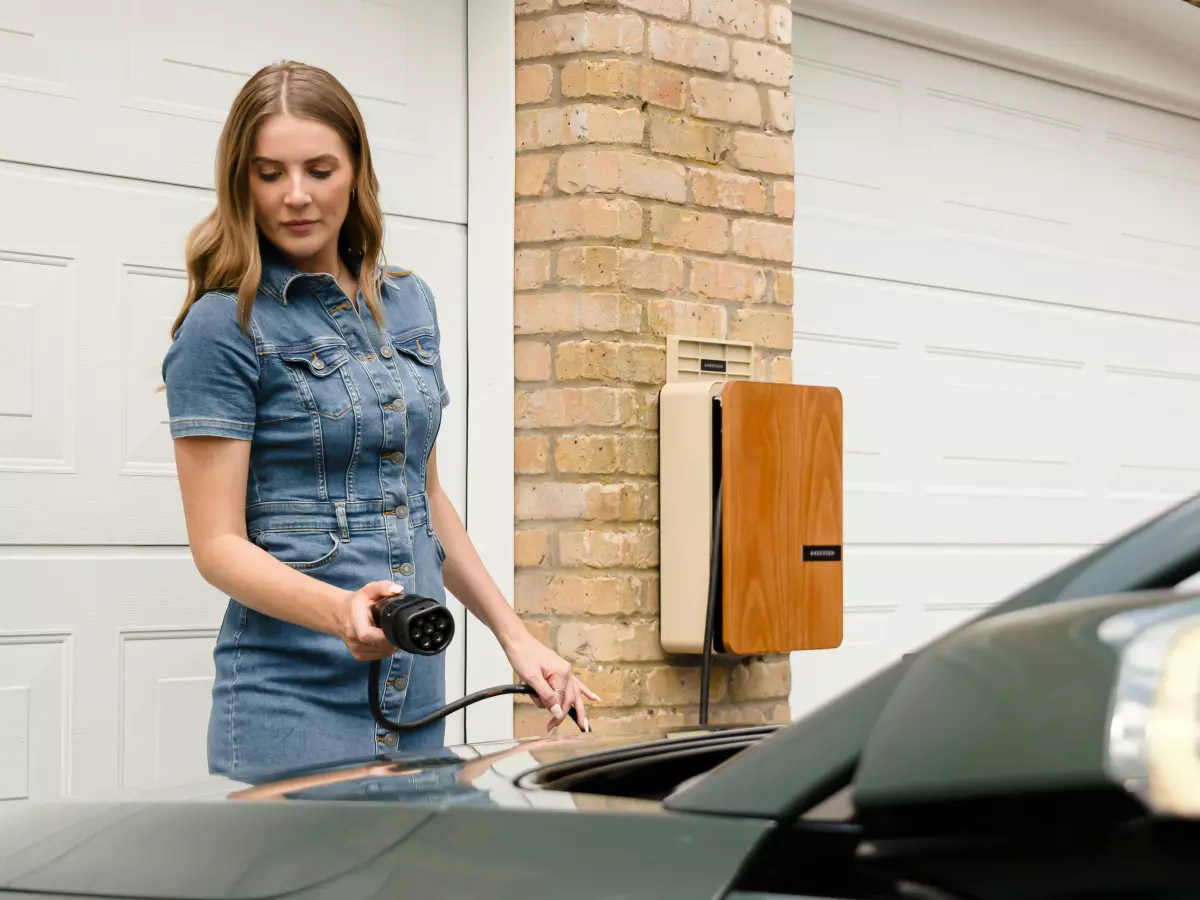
[372,594,455,656]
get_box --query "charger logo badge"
[700,358,727,373]
[803,545,842,562]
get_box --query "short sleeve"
[161,291,260,440]
[413,274,452,409]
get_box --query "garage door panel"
[794,17,1200,323]
[0,634,67,801]
[0,252,73,473]
[0,0,466,225]
[0,550,228,797]
[119,630,220,793]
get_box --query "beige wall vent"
[666,336,753,384]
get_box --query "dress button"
[380,732,398,748]
[390,675,408,691]
[390,452,404,464]
[396,506,409,518]
[391,399,405,412]
[311,359,325,371]
[399,563,414,576]
[381,345,394,358]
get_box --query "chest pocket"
[390,329,445,403]
[280,344,357,419]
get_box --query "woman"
[162,61,595,779]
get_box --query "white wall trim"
[463,0,517,743]
[791,0,1200,121]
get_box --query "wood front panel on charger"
[722,382,844,655]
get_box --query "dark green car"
[6,493,1200,900]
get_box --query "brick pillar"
[513,0,795,736]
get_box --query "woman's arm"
[426,444,598,732]
[174,435,400,660]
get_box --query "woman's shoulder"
[380,264,439,322]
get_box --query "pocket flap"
[280,345,349,376]
[391,331,440,366]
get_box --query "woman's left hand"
[503,628,600,733]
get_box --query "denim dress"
[162,245,452,780]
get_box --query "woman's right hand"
[337,580,404,660]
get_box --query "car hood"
[118,722,777,807]
[0,725,779,900]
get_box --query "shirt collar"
[257,237,367,305]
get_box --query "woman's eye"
[310,170,333,180]
[257,171,281,182]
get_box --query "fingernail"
[551,704,563,719]
[389,583,404,594]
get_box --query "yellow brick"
[710,702,790,726]
[767,4,792,44]
[558,150,687,203]
[561,59,640,100]
[688,76,762,126]
[515,155,552,197]
[586,708,690,735]
[651,205,730,254]
[517,13,645,60]
[650,113,730,163]
[644,665,729,705]
[516,197,643,243]
[558,246,620,287]
[732,131,793,175]
[514,435,551,474]
[640,65,688,111]
[649,299,727,339]
[517,482,588,520]
[515,249,551,291]
[731,658,791,701]
[515,292,642,334]
[555,434,658,475]
[516,386,646,429]
[515,529,550,567]
[515,572,644,616]
[773,267,793,305]
[692,0,766,37]
[555,341,666,385]
[574,666,643,707]
[621,0,689,19]
[516,64,554,105]
[514,340,552,381]
[648,21,730,73]
[514,705,550,738]
[587,482,659,522]
[732,308,792,350]
[753,353,792,383]
[732,218,793,263]
[690,168,766,213]
[767,88,795,132]
[772,179,795,219]
[518,105,645,150]
[619,248,685,292]
[516,0,554,12]
[557,618,664,661]
[732,40,792,86]
[690,257,767,301]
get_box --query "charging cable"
[367,597,583,734]
[699,480,722,726]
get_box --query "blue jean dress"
[162,243,453,780]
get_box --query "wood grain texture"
[721,382,843,655]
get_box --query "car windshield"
[667,489,1200,821]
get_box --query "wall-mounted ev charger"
[658,337,845,723]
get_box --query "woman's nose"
[285,171,311,207]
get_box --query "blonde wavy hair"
[171,60,387,338]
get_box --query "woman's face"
[249,113,355,269]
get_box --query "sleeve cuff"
[169,417,255,440]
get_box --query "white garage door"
[0,1,469,800]
[789,16,1200,717]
